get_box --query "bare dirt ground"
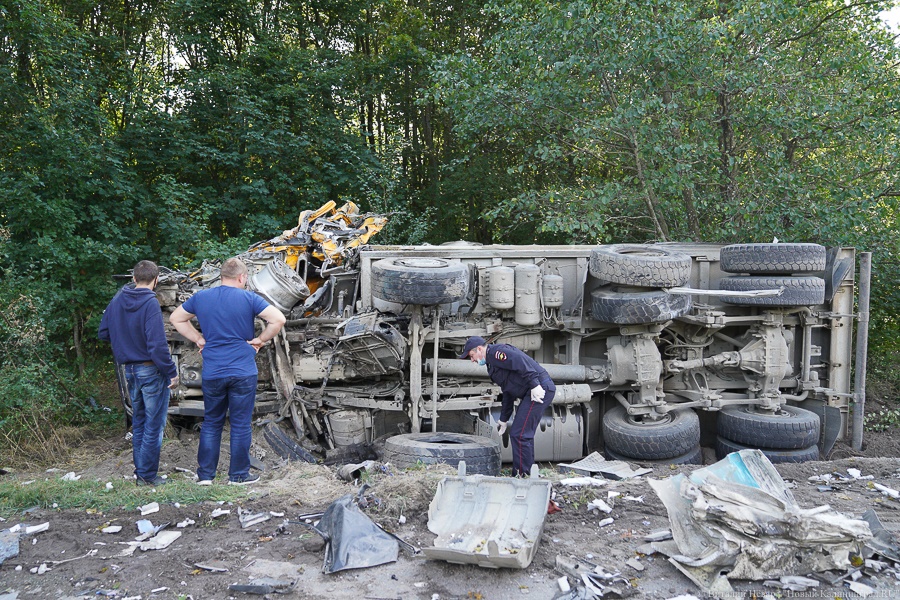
[3,420,900,600]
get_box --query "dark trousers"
[509,388,555,476]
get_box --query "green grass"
[0,475,250,519]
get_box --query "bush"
[0,275,118,466]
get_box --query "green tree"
[433,0,900,351]
[434,0,900,244]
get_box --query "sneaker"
[136,476,168,487]
[195,479,213,486]
[228,473,260,486]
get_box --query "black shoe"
[136,476,168,487]
[228,473,260,486]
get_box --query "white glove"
[530,385,545,403]
[497,421,508,435]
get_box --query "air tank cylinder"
[542,274,564,308]
[488,267,515,309]
[515,264,541,326]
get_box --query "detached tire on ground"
[591,287,692,324]
[383,432,501,475]
[717,404,820,449]
[263,422,317,463]
[606,444,703,466]
[589,244,692,287]
[719,276,826,306]
[715,436,820,463]
[371,258,469,305]
[602,404,701,460]
[720,243,826,274]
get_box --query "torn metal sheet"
[649,449,871,598]
[424,464,551,569]
[861,509,900,563]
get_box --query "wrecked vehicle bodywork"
[142,202,867,465]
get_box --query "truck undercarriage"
[123,203,866,468]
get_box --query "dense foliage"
[0,0,898,439]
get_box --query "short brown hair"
[221,257,248,280]
[133,260,159,284]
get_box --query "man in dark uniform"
[459,336,556,476]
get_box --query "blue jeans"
[124,363,170,482]
[197,375,257,482]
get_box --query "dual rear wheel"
[603,403,821,465]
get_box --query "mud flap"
[312,492,399,573]
[797,400,843,458]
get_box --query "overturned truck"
[143,202,868,468]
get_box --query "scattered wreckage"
[117,201,869,467]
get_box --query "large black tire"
[383,432,501,475]
[720,243,826,274]
[591,287,692,324]
[717,405,820,449]
[715,436,820,463]
[605,444,703,466]
[589,245,692,287]
[719,276,825,306]
[371,258,469,305]
[263,422,317,463]
[602,405,701,460]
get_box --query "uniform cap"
[458,336,487,359]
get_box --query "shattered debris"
[762,575,820,591]
[559,477,608,488]
[587,499,613,514]
[649,449,873,598]
[194,560,228,572]
[558,452,652,480]
[228,577,295,595]
[238,507,271,529]
[872,482,900,499]
[139,502,160,516]
[336,460,376,482]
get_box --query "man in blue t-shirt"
[170,257,286,485]
[99,260,179,487]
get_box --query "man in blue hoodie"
[99,260,179,486]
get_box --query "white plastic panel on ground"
[424,469,551,569]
